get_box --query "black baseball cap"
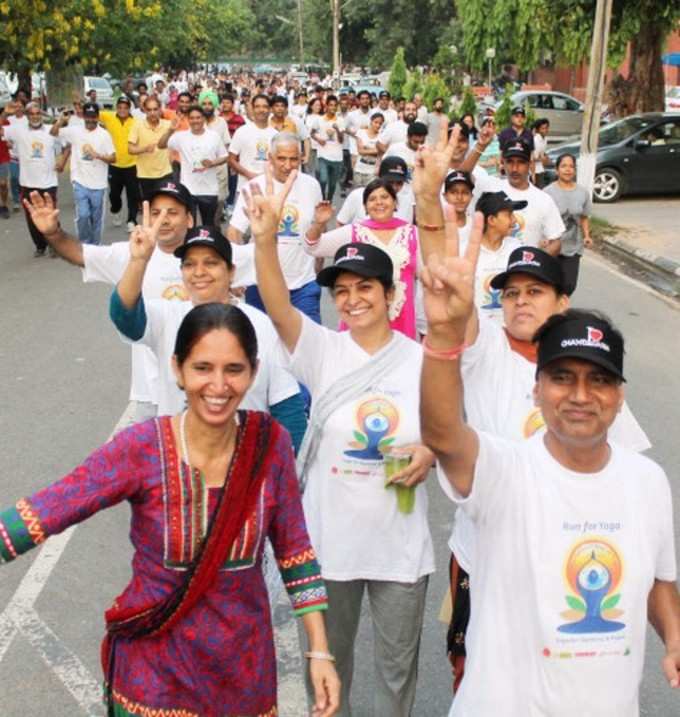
[511,105,526,115]
[476,191,528,217]
[378,91,391,99]
[490,246,564,292]
[502,139,532,161]
[379,156,409,183]
[174,226,233,265]
[445,170,474,191]
[116,95,132,106]
[316,243,394,288]
[536,313,625,381]
[151,181,194,211]
[82,102,100,117]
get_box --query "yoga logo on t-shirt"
[162,284,189,301]
[278,204,300,238]
[522,407,545,438]
[344,396,399,461]
[558,537,625,634]
[481,272,502,311]
[255,140,268,162]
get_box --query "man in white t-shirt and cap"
[370,90,398,127]
[51,102,116,245]
[499,138,565,253]
[383,121,428,182]
[345,89,373,173]
[228,134,323,323]
[420,229,679,715]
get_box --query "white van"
[83,76,114,108]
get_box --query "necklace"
[179,410,239,483]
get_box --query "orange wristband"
[422,337,467,361]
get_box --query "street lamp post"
[331,0,340,81]
[485,47,496,93]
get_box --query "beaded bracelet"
[422,337,467,361]
[304,651,336,662]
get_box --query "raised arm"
[419,196,483,498]
[157,115,179,149]
[247,168,302,353]
[23,191,84,266]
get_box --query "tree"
[456,86,477,119]
[402,69,424,101]
[494,84,515,130]
[388,47,408,98]
[454,0,680,112]
[422,73,450,112]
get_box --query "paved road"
[0,185,678,716]
[593,196,680,264]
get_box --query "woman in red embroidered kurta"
[0,303,339,717]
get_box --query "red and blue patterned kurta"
[0,415,327,717]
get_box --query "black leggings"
[108,165,139,223]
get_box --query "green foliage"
[494,84,515,130]
[456,86,478,120]
[402,69,424,101]
[388,47,408,98]
[433,45,457,74]
[422,73,450,112]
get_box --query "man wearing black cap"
[51,102,115,245]
[499,138,565,253]
[335,156,414,226]
[376,100,418,154]
[383,121,428,182]
[498,105,534,151]
[443,171,474,245]
[370,90,397,127]
[421,235,674,715]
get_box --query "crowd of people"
[0,68,678,717]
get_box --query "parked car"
[338,84,386,98]
[83,76,114,107]
[665,86,680,112]
[545,113,680,202]
[0,75,11,107]
[507,90,585,139]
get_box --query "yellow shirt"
[269,116,298,134]
[128,118,172,178]
[99,111,136,168]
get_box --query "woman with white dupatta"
[245,167,436,717]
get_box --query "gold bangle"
[304,651,336,662]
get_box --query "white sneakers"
[112,211,122,227]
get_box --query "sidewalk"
[592,197,680,296]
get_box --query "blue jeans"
[245,279,322,324]
[73,181,105,245]
[317,157,344,202]
[10,161,20,204]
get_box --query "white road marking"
[0,400,305,714]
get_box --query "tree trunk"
[627,22,666,112]
[18,67,32,96]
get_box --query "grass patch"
[590,216,621,242]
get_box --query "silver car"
[0,75,10,107]
[511,90,585,139]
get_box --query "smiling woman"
[0,300,340,717]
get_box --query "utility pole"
[297,0,305,67]
[578,0,613,196]
[331,0,340,81]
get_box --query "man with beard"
[377,100,418,153]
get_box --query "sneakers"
[0,206,9,219]
[33,247,46,258]
[48,246,58,258]
[12,202,21,212]
[126,221,136,233]
[112,211,122,227]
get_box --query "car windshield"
[598,117,657,146]
[89,78,111,89]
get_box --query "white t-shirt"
[442,432,675,717]
[371,106,398,126]
[58,125,114,189]
[384,141,416,181]
[125,300,299,416]
[500,179,566,247]
[310,115,345,162]
[84,241,253,403]
[533,133,547,175]
[284,317,436,582]
[377,119,408,149]
[346,108,372,155]
[354,128,380,175]
[305,114,322,152]
[228,123,278,191]
[230,172,322,290]
[206,116,231,147]
[3,125,58,188]
[463,236,521,322]
[167,129,228,196]
[448,318,652,573]
[337,185,414,225]
[7,114,28,160]
[470,165,503,210]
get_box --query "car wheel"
[593,168,623,203]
